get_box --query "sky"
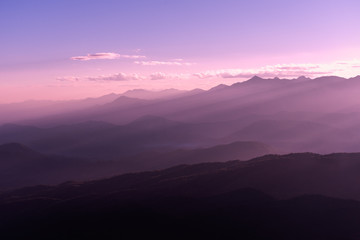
[1,0,360,103]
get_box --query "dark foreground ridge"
[2,189,360,240]
[2,152,360,239]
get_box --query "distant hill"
[131,141,275,170]
[0,140,273,190]
[0,87,203,125]
[2,75,360,162]
[0,93,121,124]
[0,117,213,159]
[0,142,93,190]
[9,75,360,154]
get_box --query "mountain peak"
[248,75,264,82]
[209,84,228,91]
[314,76,346,81]
[349,75,360,81]
[296,76,311,81]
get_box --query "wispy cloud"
[59,59,360,85]
[56,76,80,82]
[193,61,360,80]
[57,72,191,83]
[88,73,143,81]
[134,60,194,66]
[71,52,146,61]
[87,72,188,81]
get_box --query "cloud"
[59,72,189,82]
[193,63,338,80]
[58,59,360,85]
[88,73,143,81]
[150,72,167,80]
[218,73,255,79]
[56,76,80,82]
[277,65,319,70]
[192,73,213,79]
[134,60,193,66]
[71,52,146,61]
[120,54,146,59]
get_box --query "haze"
[2,1,360,239]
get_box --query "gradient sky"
[1,0,360,103]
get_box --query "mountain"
[0,142,91,190]
[4,75,360,154]
[0,142,137,190]
[0,140,273,190]
[1,114,276,159]
[0,88,205,126]
[16,75,360,127]
[224,119,340,153]
[5,151,360,202]
[0,93,121,125]
[3,152,360,239]
[14,76,360,126]
[50,152,360,199]
[0,117,214,159]
[130,141,275,170]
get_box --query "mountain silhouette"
[5,151,360,201]
[3,152,360,239]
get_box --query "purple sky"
[1,0,360,103]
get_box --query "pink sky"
[1,0,360,103]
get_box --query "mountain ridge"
[4,151,360,200]
[3,152,360,239]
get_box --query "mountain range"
[1,75,360,156]
[2,75,360,239]
[0,88,196,125]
